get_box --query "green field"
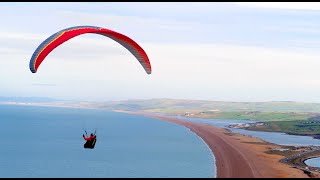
[178,111,312,121]
[99,98,320,113]
[244,120,320,136]
[92,98,320,136]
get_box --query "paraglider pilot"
[83,132,97,149]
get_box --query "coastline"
[113,110,311,178]
[2,102,318,177]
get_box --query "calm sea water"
[304,157,320,168]
[0,104,215,178]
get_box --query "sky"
[1,2,320,102]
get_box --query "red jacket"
[83,135,96,141]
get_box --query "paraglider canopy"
[29,25,152,74]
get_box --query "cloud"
[32,83,57,86]
[235,2,320,11]
[2,31,320,102]
[3,2,320,50]
[2,3,320,102]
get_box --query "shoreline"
[2,103,319,177]
[113,110,311,178]
[3,101,318,140]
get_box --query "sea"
[0,104,215,178]
[1,104,320,178]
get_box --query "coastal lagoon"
[0,104,215,178]
[304,157,320,168]
[174,116,320,146]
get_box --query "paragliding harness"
[83,130,97,149]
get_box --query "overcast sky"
[1,2,320,102]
